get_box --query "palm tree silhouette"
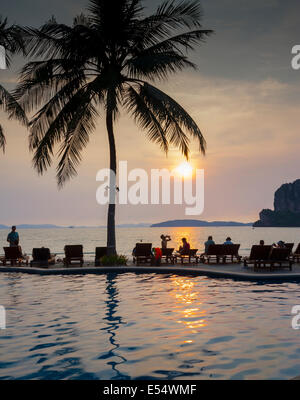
[16,0,213,255]
[0,16,28,152]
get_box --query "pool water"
[0,272,300,380]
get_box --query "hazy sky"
[1,0,300,226]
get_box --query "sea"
[1,226,300,380]
[1,226,300,258]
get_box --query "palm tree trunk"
[106,109,117,256]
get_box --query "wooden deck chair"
[64,245,84,267]
[3,247,29,266]
[255,247,293,271]
[161,248,175,264]
[292,244,300,263]
[222,244,241,263]
[243,245,272,268]
[176,249,199,264]
[135,243,153,266]
[30,248,56,268]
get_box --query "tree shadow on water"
[99,273,130,380]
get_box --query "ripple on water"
[0,272,299,380]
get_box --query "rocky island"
[254,179,300,227]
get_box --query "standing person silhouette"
[7,226,19,247]
[160,235,171,250]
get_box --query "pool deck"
[1,262,300,282]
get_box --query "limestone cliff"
[254,179,300,227]
[274,179,300,213]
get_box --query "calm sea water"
[0,272,300,380]
[1,226,300,258]
[1,227,300,380]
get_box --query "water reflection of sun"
[170,276,207,343]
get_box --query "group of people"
[160,234,235,255]
[160,235,289,256]
[161,235,191,255]
[6,227,290,260]
[258,240,287,248]
[203,236,234,253]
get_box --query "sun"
[176,162,193,178]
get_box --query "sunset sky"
[1,0,300,226]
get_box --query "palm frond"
[143,82,206,154]
[31,76,105,178]
[127,0,209,53]
[127,51,196,81]
[28,76,87,150]
[155,0,204,29]
[0,16,26,67]
[31,86,94,175]
[0,84,28,126]
[16,60,87,117]
[125,81,206,157]
[56,101,98,187]
[0,124,6,153]
[124,84,169,153]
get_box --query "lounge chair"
[292,244,300,263]
[30,248,56,268]
[243,245,272,268]
[3,247,29,266]
[254,247,293,271]
[95,247,107,266]
[175,249,199,264]
[222,244,241,263]
[161,248,175,264]
[63,245,84,267]
[202,244,241,264]
[285,243,294,255]
[134,243,153,266]
[201,244,224,264]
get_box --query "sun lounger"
[254,247,293,271]
[202,244,241,264]
[161,248,175,264]
[3,247,29,266]
[175,249,199,264]
[30,248,56,268]
[134,243,153,266]
[243,245,272,268]
[285,243,294,254]
[201,244,224,264]
[292,244,300,263]
[63,245,84,267]
[95,247,107,266]
[222,244,241,263]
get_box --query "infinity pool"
[0,272,300,380]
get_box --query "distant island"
[254,179,300,227]
[0,223,151,229]
[0,224,61,229]
[151,220,253,228]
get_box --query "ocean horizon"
[1,226,300,258]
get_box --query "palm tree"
[0,16,28,152]
[15,0,213,255]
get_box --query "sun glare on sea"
[176,162,193,178]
